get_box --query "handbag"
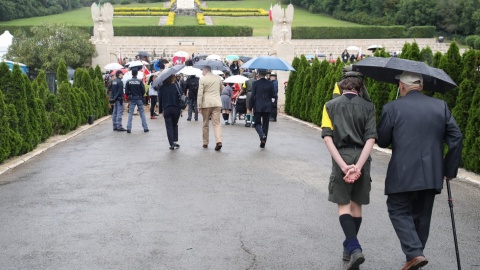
[175,84,187,110]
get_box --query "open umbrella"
[367,45,383,51]
[180,66,202,76]
[226,55,239,61]
[194,60,228,71]
[152,64,185,88]
[126,60,149,69]
[110,68,128,76]
[212,70,224,75]
[239,56,252,63]
[223,75,248,84]
[174,51,189,58]
[352,57,457,93]
[122,70,144,85]
[241,56,295,71]
[104,63,123,70]
[206,54,222,61]
[347,46,360,51]
[137,51,151,57]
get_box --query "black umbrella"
[152,64,185,88]
[352,57,457,93]
[137,51,151,58]
[193,60,228,71]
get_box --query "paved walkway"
[0,114,479,270]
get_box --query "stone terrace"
[109,37,450,62]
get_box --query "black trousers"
[253,112,270,139]
[163,106,180,146]
[150,96,157,117]
[387,190,436,261]
[270,97,278,120]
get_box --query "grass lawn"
[208,0,361,36]
[175,16,199,26]
[0,1,360,36]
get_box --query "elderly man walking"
[377,71,462,270]
[197,66,223,150]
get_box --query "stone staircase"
[107,37,451,63]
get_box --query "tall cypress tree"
[5,65,32,154]
[399,43,412,59]
[409,42,421,61]
[23,74,41,148]
[419,46,434,65]
[452,50,477,134]
[284,57,300,114]
[463,84,480,172]
[432,51,443,68]
[0,90,11,162]
[35,70,49,102]
[94,65,103,81]
[4,104,23,157]
[32,81,53,141]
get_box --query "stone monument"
[177,0,195,9]
[90,3,114,70]
[270,4,295,112]
[174,0,197,16]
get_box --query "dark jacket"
[125,77,145,100]
[377,91,462,195]
[111,78,124,101]
[158,83,181,110]
[185,76,200,99]
[249,78,275,113]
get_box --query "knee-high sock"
[353,217,362,236]
[340,214,362,254]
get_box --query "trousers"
[149,96,157,117]
[201,107,222,145]
[127,99,148,130]
[387,190,436,261]
[112,100,124,129]
[253,112,270,139]
[163,106,180,146]
[188,98,198,120]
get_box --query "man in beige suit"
[197,66,223,150]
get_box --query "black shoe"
[195,118,198,121]
[260,136,266,148]
[225,122,230,125]
[187,118,191,121]
[174,143,180,149]
[144,129,149,132]
[169,145,175,150]
[343,248,350,261]
[214,142,222,151]
[346,249,365,270]
[245,123,251,127]
[127,129,131,133]
[117,127,127,132]
[113,128,117,131]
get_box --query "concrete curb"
[281,113,480,186]
[0,116,110,176]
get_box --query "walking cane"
[446,179,461,270]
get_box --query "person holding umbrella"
[321,74,377,270]
[249,69,276,148]
[377,71,463,270]
[157,74,182,150]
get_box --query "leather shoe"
[214,142,222,151]
[203,144,208,148]
[127,129,131,133]
[169,145,175,150]
[117,127,127,132]
[343,248,350,261]
[346,249,365,270]
[174,143,180,148]
[402,256,428,270]
[144,129,149,133]
[260,136,267,148]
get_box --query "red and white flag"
[142,63,150,83]
[269,4,272,21]
[118,49,122,65]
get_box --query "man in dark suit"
[249,69,275,148]
[377,71,462,270]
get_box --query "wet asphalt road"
[0,114,479,270]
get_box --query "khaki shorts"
[328,147,371,205]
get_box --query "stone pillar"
[91,42,110,71]
[275,43,295,113]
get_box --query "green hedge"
[114,11,169,16]
[292,26,435,39]
[113,26,253,36]
[202,12,268,16]
[406,26,436,38]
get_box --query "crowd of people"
[104,53,279,151]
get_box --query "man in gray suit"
[377,71,462,270]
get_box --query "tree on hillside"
[6,24,96,72]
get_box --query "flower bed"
[114,7,170,12]
[197,13,206,25]
[166,12,175,26]
[115,11,170,16]
[202,11,268,16]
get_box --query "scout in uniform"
[321,74,377,270]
